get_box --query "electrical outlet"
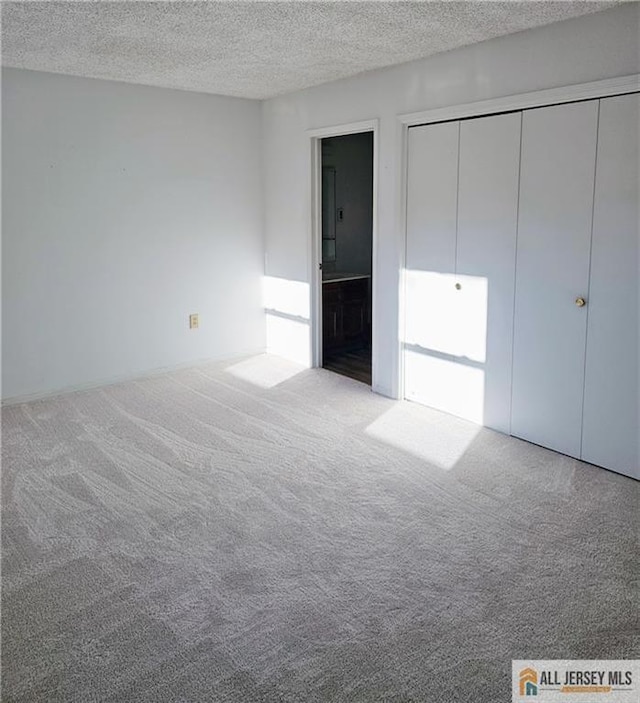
[189,313,199,329]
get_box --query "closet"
[404,113,520,432]
[581,94,639,475]
[511,101,598,458]
[404,92,639,480]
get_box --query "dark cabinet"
[322,285,342,349]
[322,277,369,356]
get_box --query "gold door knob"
[575,297,586,307]
[455,282,461,290]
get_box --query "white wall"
[262,4,640,397]
[2,68,264,401]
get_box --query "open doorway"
[320,131,374,385]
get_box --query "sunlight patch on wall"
[266,314,311,367]
[365,401,481,471]
[263,275,310,320]
[263,276,311,367]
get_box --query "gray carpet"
[2,354,638,702]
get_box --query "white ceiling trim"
[399,72,640,126]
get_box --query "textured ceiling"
[1,1,619,100]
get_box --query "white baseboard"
[1,347,267,406]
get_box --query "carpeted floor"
[2,354,638,702]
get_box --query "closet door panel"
[406,122,459,274]
[404,122,460,411]
[456,112,521,432]
[511,101,599,457]
[582,93,639,478]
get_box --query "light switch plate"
[189,313,199,329]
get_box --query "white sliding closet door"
[404,114,521,426]
[456,112,521,432]
[404,121,463,417]
[511,101,599,457]
[405,121,459,274]
[581,94,639,479]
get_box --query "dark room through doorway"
[320,131,374,385]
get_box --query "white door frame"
[308,119,379,376]
[396,73,639,402]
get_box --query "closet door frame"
[396,73,639,401]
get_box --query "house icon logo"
[519,668,538,696]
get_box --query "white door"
[404,121,464,417]
[511,100,599,457]
[456,112,521,432]
[581,93,639,479]
[404,113,521,427]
